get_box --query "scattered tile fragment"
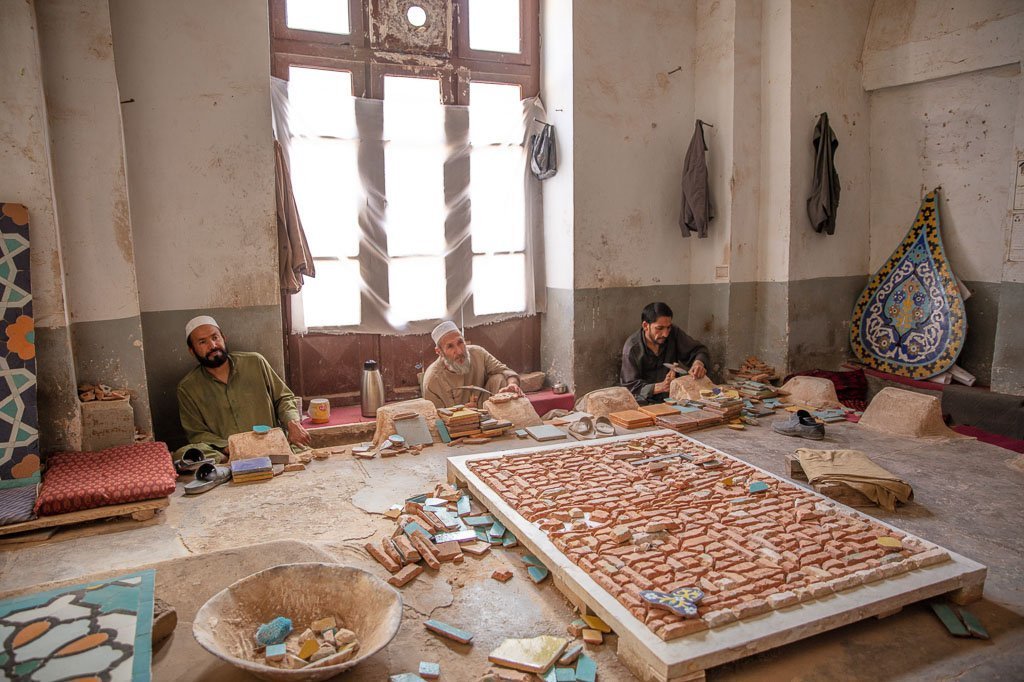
[492,569,513,582]
[465,515,496,527]
[462,541,492,556]
[748,481,770,494]
[419,661,441,679]
[877,536,903,550]
[389,675,427,682]
[930,602,969,637]
[558,641,583,665]
[265,642,286,662]
[527,565,550,583]
[424,619,474,644]
[489,521,507,538]
[580,615,611,634]
[581,628,603,645]
[297,637,319,661]
[574,653,597,682]
[388,563,424,587]
[567,619,586,638]
[488,634,568,673]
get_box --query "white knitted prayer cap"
[431,321,460,346]
[185,315,220,341]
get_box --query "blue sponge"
[255,616,293,646]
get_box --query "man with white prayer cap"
[421,321,523,409]
[175,315,310,463]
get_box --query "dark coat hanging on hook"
[807,112,840,235]
[679,120,713,238]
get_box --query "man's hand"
[654,370,676,395]
[287,419,311,447]
[503,381,524,398]
[689,360,707,380]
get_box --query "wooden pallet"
[0,498,169,537]
[448,431,986,682]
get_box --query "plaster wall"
[0,1,81,452]
[869,65,1018,283]
[539,0,574,386]
[572,0,695,291]
[757,0,792,288]
[691,0,735,287]
[35,0,152,431]
[541,0,574,293]
[863,0,1024,91]
[108,0,279,315]
[788,0,871,282]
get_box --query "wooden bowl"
[192,563,402,681]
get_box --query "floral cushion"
[34,442,177,516]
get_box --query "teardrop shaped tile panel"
[850,190,966,378]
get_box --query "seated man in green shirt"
[175,315,310,463]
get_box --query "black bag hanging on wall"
[807,112,840,235]
[530,122,558,180]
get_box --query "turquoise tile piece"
[748,481,770,494]
[502,532,518,548]
[555,668,576,681]
[575,653,597,682]
[456,495,471,516]
[418,661,441,677]
[489,521,507,538]
[528,565,550,583]
[424,619,474,643]
[464,515,495,527]
[389,674,427,682]
[474,527,490,542]
[521,554,545,567]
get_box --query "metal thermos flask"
[360,359,385,417]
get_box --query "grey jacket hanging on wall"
[807,112,840,235]
[530,122,557,180]
[679,119,713,238]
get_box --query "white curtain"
[271,76,547,335]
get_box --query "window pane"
[389,257,447,323]
[473,254,525,315]
[288,67,356,138]
[383,76,443,143]
[468,0,521,53]
[286,0,350,35]
[384,145,446,257]
[289,138,361,258]
[469,82,522,144]
[300,259,361,327]
[471,146,525,253]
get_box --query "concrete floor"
[1,421,1022,680]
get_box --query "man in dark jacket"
[620,302,710,404]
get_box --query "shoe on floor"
[184,462,231,495]
[772,409,825,440]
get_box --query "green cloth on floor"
[796,448,913,511]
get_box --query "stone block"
[80,398,134,451]
[519,371,546,393]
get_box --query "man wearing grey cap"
[421,321,523,409]
[175,315,310,463]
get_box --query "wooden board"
[0,497,168,537]
[448,431,986,682]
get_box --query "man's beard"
[198,346,229,368]
[442,353,472,375]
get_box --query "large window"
[271,0,539,331]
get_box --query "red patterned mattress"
[34,442,177,516]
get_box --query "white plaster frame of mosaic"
[447,430,987,682]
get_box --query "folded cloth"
[796,448,913,511]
